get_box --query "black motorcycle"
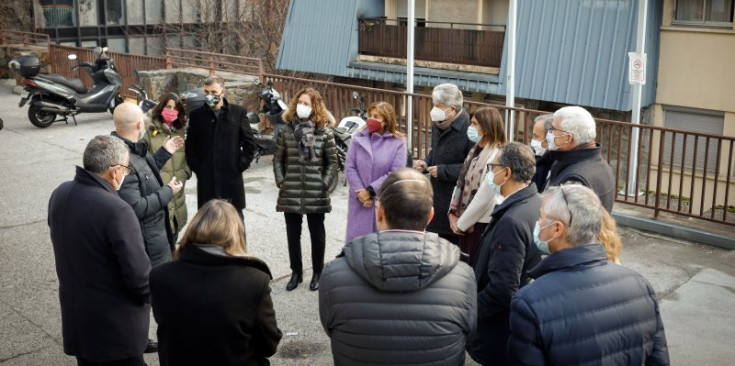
[248,80,288,162]
[9,47,123,128]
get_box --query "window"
[105,0,125,25]
[663,108,724,174]
[41,0,76,27]
[674,0,734,27]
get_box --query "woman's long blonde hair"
[598,209,622,263]
[282,87,329,129]
[368,101,405,139]
[174,199,247,259]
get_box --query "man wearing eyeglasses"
[468,142,543,365]
[49,136,151,366]
[544,106,615,212]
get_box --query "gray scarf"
[293,120,317,163]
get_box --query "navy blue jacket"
[508,244,669,366]
[468,183,543,365]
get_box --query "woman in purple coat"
[344,101,407,243]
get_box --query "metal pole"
[505,0,517,141]
[628,0,647,196]
[407,0,415,152]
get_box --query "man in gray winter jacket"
[319,168,477,366]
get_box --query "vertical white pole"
[505,0,517,141]
[628,0,647,196]
[407,0,416,152]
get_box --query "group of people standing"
[47,76,669,366]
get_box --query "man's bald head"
[113,103,145,133]
[377,168,434,231]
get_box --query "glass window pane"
[106,0,124,25]
[676,0,705,21]
[146,0,162,24]
[41,0,77,27]
[79,0,99,27]
[706,0,735,22]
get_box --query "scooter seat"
[41,74,88,94]
[334,126,349,134]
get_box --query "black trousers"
[284,212,326,274]
[76,355,146,366]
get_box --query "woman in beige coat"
[144,92,191,241]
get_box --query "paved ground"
[1,79,734,365]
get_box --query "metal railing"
[358,18,505,68]
[264,73,735,226]
[48,45,166,98]
[165,48,265,80]
[0,30,50,46]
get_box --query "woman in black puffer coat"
[273,87,338,292]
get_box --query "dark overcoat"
[468,183,543,365]
[48,167,151,362]
[186,99,255,210]
[151,245,282,366]
[424,110,474,241]
[114,132,174,267]
[545,144,616,212]
[509,244,670,365]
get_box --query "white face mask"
[430,106,448,122]
[531,139,546,156]
[296,104,312,120]
[114,169,127,191]
[546,131,558,151]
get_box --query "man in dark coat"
[319,169,477,366]
[468,142,543,365]
[509,184,669,365]
[48,135,151,366]
[544,106,615,212]
[530,114,554,193]
[186,77,256,219]
[113,103,183,267]
[414,83,474,244]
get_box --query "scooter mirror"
[352,91,359,100]
[67,54,77,60]
[267,78,273,87]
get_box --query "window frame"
[673,0,735,28]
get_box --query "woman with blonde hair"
[344,101,407,243]
[150,199,282,366]
[275,87,338,291]
[448,107,506,266]
[599,209,622,263]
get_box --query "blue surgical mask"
[467,126,480,143]
[484,169,505,196]
[533,222,553,254]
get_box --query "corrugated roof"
[512,0,661,110]
[277,0,661,111]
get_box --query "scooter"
[249,80,288,163]
[9,47,123,128]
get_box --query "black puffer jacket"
[273,120,338,214]
[114,132,174,267]
[509,244,669,365]
[319,231,477,366]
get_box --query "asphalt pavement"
[1,78,734,365]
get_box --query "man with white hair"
[508,184,669,365]
[413,83,473,244]
[49,136,151,365]
[544,106,615,211]
[112,102,184,268]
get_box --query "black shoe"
[309,272,321,291]
[286,272,302,291]
[144,339,158,353]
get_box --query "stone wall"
[138,68,261,110]
[0,45,50,79]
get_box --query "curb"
[612,212,735,250]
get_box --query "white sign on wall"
[628,52,647,85]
